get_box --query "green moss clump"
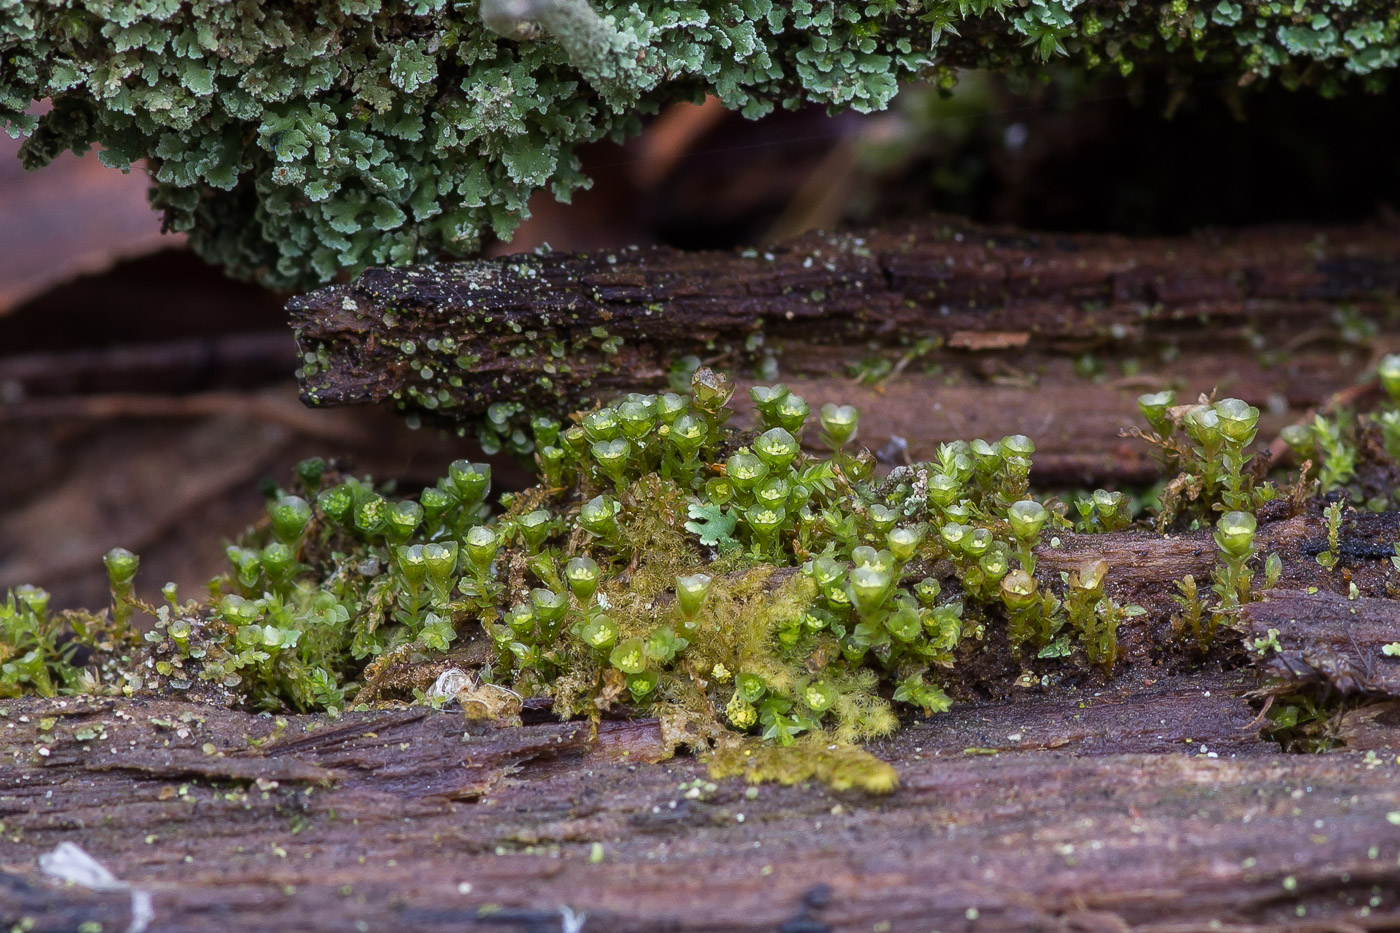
[14,357,1400,752]
[3,367,1141,747]
[3,0,1397,286]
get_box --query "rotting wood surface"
[290,220,1400,486]
[7,505,1400,931]
[3,667,1400,933]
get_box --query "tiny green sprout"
[447,461,491,506]
[618,400,656,439]
[914,577,942,606]
[772,393,811,433]
[691,367,735,414]
[385,500,424,543]
[420,485,456,521]
[531,415,561,449]
[979,549,1010,580]
[530,588,568,632]
[226,545,262,588]
[575,612,618,651]
[668,413,708,454]
[807,554,846,591]
[517,510,552,550]
[868,503,898,535]
[750,383,791,417]
[887,525,924,563]
[1264,552,1283,588]
[294,457,326,494]
[886,602,922,642]
[735,672,767,704]
[644,626,687,663]
[655,393,687,425]
[538,445,568,486]
[1381,643,1400,657]
[582,407,622,442]
[579,495,621,539]
[819,403,859,449]
[609,638,647,675]
[220,594,262,625]
[941,521,973,554]
[1251,627,1283,655]
[590,438,632,483]
[675,573,713,620]
[803,680,838,713]
[1379,354,1400,402]
[1214,398,1260,446]
[964,528,993,559]
[260,542,295,583]
[562,424,589,454]
[1007,500,1049,540]
[103,547,139,587]
[16,584,49,616]
[1279,422,1311,456]
[396,544,428,589]
[626,671,658,701]
[353,492,388,537]
[565,556,602,603]
[1137,390,1177,435]
[970,439,1001,474]
[1183,405,1223,454]
[1091,489,1132,531]
[851,546,894,573]
[998,434,1035,459]
[754,477,790,510]
[463,525,501,573]
[1317,501,1343,570]
[1214,511,1257,559]
[927,474,963,508]
[1000,569,1038,611]
[744,504,787,542]
[269,496,313,543]
[104,547,139,631]
[849,564,894,618]
[753,427,801,471]
[505,605,536,637]
[726,451,769,492]
[422,542,459,594]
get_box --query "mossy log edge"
[290,219,1400,485]
[5,508,1400,932]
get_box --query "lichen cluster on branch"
[3,0,1396,286]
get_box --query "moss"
[12,357,1400,776]
[708,739,900,794]
[4,0,1398,286]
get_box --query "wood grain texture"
[290,219,1400,486]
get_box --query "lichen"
[3,0,1396,286]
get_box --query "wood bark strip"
[290,220,1400,485]
[1244,590,1400,696]
[2,670,1399,933]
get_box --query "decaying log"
[290,220,1400,485]
[6,505,1400,931]
[1245,590,1400,696]
[2,668,1399,933]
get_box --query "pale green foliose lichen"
[2,0,1396,286]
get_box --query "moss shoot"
[9,358,1400,775]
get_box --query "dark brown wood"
[290,220,1400,485]
[3,669,1399,933]
[6,508,1400,931]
